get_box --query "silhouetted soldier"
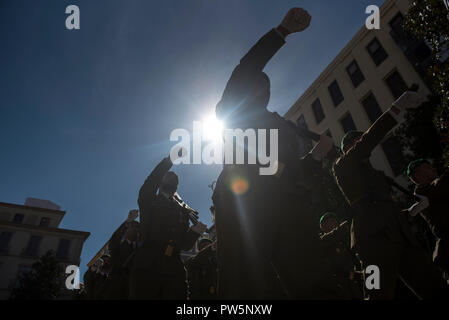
[94,253,112,299]
[129,156,207,299]
[106,209,141,300]
[332,91,448,299]
[185,239,218,300]
[407,159,449,274]
[83,258,102,300]
[319,213,364,300]
[213,7,339,299]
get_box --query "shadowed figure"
[213,8,342,299]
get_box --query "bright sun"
[202,115,224,142]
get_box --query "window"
[340,113,357,133]
[385,70,408,99]
[13,214,24,224]
[361,93,383,124]
[389,12,432,63]
[297,114,308,129]
[382,136,405,176]
[389,13,407,39]
[39,217,51,227]
[56,239,71,260]
[346,60,365,88]
[367,38,388,66]
[24,235,42,257]
[328,80,344,106]
[0,232,12,254]
[311,99,325,124]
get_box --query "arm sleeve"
[108,222,126,272]
[178,228,201,251]
[217,29,285,118]
[138,157,173,224]
[349,110,398,160]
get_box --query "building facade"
[0,199,90,299]
[285,0,433,186]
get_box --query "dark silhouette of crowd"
[80,8,449,300]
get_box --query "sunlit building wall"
[0,200,90,299]
[285,0,433,186]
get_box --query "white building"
[0,199,90,299]
[285,0,433,186]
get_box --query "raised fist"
[126,209,139,222]
[311,132,335,161]
[407,195,429,217]
[280,8,311,34]
[392,91,426,110]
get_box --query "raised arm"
[138,157,172,215]
[217,8,311,119]
[349,91,426,159]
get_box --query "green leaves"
[404,0,449,165]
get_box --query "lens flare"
[230,176,249,195]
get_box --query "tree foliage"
[395,96,445,171]
[9,251,64,300]
[404,0,449,164]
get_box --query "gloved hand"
[311,133,335,161]
[392,91,426,110]
[276,8,312,38]
[407,194,430,217]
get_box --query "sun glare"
[202,115,224,142]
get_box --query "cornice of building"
[0,220,90,240]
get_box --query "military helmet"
[340,131,363,152]
[319,212,337,227]
[407,159,430,179]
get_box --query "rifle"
[173,193,212,233]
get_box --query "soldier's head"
[198,238,213,251]
[215,72,270,124]
[100,254,111,270]
[160,171,179,197]
[92,258,103,272]
[407,159,438,186]
[340,131,363,154]
[320,212,339,234]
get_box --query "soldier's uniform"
[83,267,100,300]
[320,222,365,300]
[333,110,448,299]
[213,28,339,299]
[94,256,112,299]
[129,157,200,300]
[185,242,218,300]
[415,171,449,273]
[105,221,141,300]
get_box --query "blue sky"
[0,0,384,276]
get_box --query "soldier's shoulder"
[333,156,344,171]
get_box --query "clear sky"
[0,0,384,276]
